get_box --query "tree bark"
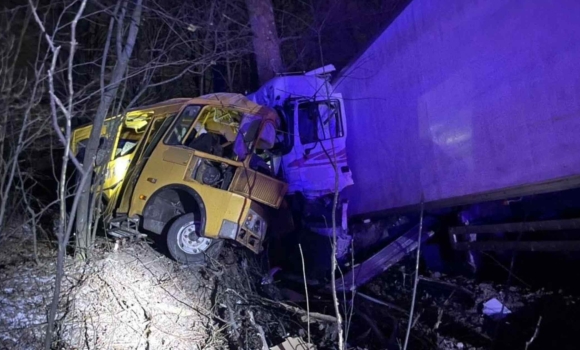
[245,0,283,84]
[75,0,143,259]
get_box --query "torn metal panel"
[334,217,436,292]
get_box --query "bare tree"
[28,0,92,346]
[0,6,50,240]
[73,0,144,259]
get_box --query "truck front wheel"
[166,213,222,264]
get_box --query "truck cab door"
[281,95,353,198]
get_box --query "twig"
[357,292,408,314]
[345,227,356,345]
[418,277,474,297]
[248,310,268,350]
[298,243,311,344]
[263,299,337,323]
[358,310,388,346]
[403,195,425,350]
[317,44,344,350]
[434,290,455,331]
[150,303,199,317]
[480,251,531,288]
[525,316,542,350]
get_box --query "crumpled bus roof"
[72,93,279,141]
[191,93,279,125]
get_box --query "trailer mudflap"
[332,217,436,292]
[450,218,580,251]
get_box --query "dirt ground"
[0,233,336,350]
[0,235,228,349]
[3,228,580,350]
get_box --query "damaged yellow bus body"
[71,100,181,201]
[72,94,288,263]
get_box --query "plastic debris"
[270,337,315,350]
[482,297,511,318]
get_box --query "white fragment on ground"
[482,297,511,318]
[270,336,315,349]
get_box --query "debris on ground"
[270,336,315,350]
[212,246,339,349]
[350,255,580,350]
[0,234,328,349]
[0,235,228,349]
[58,241,226,349]
[482,297,511,318]
[0,235,56,348]
[3,225,580,350]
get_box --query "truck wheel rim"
[176,222,211,255]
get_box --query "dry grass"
[0,235,228,349]
[0,234,57,349]
[58,242,227,349]
[0,227,334,350]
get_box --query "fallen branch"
[262,299,337,323]
[248,310,268,350]
[525,316,542,350]
[418,276,475,297]
[357,292,408,314]
[150,303,199,317]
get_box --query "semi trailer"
[250,0,580,287]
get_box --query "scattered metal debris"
[335,217,435,291]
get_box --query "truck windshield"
[298,99,343,144]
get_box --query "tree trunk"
[75,0,143,259]
[245,0,283,84]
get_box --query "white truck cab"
[249,65,353,201]
[249,66,354,260]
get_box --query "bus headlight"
[244,209,267,238]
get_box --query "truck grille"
[230,168,287,208]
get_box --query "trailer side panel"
[336,0,580,215]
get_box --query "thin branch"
[525,316,542,350]
[357,292,408,314]
[298,244,310,345]
[403,195,425,350]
